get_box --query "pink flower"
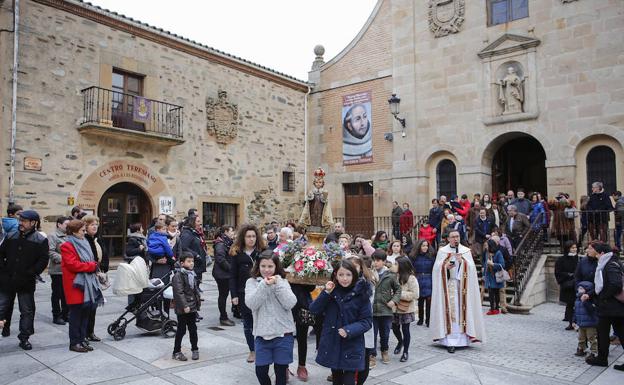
[314,259,326,270]
[294,260,305,272]
[304,247,317,257]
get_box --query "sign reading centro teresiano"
[342,91,373,165]
[76,161,167,211]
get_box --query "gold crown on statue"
[313,168,326,178]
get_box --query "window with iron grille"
[487,0,528,26]
[282,171,295,192]
[437,159,457,199]
[586,146,617,195]
[202,202,238,240]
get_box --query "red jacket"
[418,225,436,244]
[61,242,98,305]
[399,209,414,234]
[456,200,471,218]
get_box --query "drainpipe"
[304,84,311,194]
[8,0,19,204]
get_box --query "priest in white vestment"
[430,230,486,353]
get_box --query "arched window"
[586,146,616,195]
[436,159,457,199]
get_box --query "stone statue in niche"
[299,167,333,232]
[206,90,239,144]
[497,67,525,115]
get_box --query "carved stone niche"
[478,34,541,126]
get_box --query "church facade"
[307,0,624,220]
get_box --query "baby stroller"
[107,257,177,341]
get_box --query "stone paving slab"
[0,269,622,384]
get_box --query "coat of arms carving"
[206,90,239,144]
[428,0,465,38]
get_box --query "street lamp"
[388,93,406,129]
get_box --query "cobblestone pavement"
[0,269,622,385]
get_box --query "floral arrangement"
[323,241,345,262]
[290,246,334,277]
[274,239,305,268]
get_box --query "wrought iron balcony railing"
[80,86,183,140]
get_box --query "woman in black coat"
[229,224,265,364]
[585,242,624,370]
[212,225,235,326]
[555,241,579,330]
[125,223,147,263]
[179,215,207,288]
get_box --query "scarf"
[594,252,613,295]
[342,123,372,159]
[67,235,103,307]
[181,267,196,288]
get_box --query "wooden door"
[98,192,126,257]
[344,182,374,237]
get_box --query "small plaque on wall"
[24,157,42,171]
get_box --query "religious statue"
[497,67,525,115]
[299,168,334,232]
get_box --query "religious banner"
[342,91,373,165]
[133,96,151,123]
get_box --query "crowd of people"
[0,180,622,385]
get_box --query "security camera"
[384,133,394,142]
[401,132,406,138]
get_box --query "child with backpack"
[370,249,401,366]
[171,252,201,361]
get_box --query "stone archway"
[76,160,168,215]
[484,132,547,196]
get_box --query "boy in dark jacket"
[371,249,401,365]
[172,252,201,361]
[574,281,598,357]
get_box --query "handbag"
[297,308,316,326]
[495,269,511,283]
[96,269,111,290]
[397,299,412,313]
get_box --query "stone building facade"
[308,0,624,226]
[0,0,308,253]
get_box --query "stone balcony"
[78,86,185,146]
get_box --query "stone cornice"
[478,33,541,59]
[33,0,309,92]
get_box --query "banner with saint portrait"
[342,91,373,165]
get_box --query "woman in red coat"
[61,219,100,353]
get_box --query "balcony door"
[112,70,145,132]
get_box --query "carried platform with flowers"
[274,240,344,286]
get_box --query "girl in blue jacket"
[310,259,373,385]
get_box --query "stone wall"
[0,0,307,231]
[310,0,624,215]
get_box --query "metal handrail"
[80,86,183,139]
[512,212,545,305]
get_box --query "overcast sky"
[88,0,379,81]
